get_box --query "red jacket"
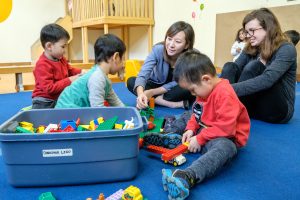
[186,79,250,147]
[32,53,81,100]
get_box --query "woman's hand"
[136,93,148,109]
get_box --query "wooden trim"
[123,26,129,60]
[81,27,89,63]
[0,62,122,93]
[71,63,94,69]
[70,59,95,63]
[0,66,34,74]
[297,74,300,82]
[148,25,153,53]
[0,62,31,66]
[0,63,94,75]
[73,17,154,28]
[23,84,35,91]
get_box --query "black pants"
[220,61,288,123]
[127,77,195,102]
[32,98,56,109]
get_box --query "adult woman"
[221,8,297,123]
[127,21,196,109]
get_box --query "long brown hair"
[163,21,195,64]
[243,8,287,61]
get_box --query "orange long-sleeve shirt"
[186,79,250,148]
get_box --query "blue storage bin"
[0,107,145,187]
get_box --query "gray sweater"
[233,42,297,122]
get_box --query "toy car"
[165,154,186,166]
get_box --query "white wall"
[0,0,65,63]
[0,0,299,63]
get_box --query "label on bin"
[42,148,73,157]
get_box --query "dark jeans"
[221,61,288,123]
[32,98,56,109]
[127,77,195,103]
[185,137,237,184]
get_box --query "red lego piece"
[104,100,110,107]
[76,118,80,126]
[147,145,169,154]
[62,125,75,132]
[162,144,188,161]
[147,121,156,130]
[139,138,144,148]
[48,129,62,133]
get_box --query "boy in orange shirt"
[162,50,250,199]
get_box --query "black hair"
[94,34,126,63]
[284,30,300,46]
[40,23,70,48]
[174,50,216,84]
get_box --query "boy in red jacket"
[162,50,250,199]
[32,23,83,109]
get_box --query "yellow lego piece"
[114,123,123,129]
[89,121,96,131]
[97,117,104,124]
[36,126,45,133]
[19,121,34,127]
[122,185,143,200]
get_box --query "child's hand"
[188,136,201,153]
[81,69,88,74]
[136,93,148,109]
[69,74,81,82]
[182,130,194,143]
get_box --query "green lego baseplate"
[96,116,118,130]
[139,117,164,138]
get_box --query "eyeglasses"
[244,27,263,37]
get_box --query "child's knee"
[210,137,237,156]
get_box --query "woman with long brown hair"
[221,8,297,123]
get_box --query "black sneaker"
[143,132,182,149]
[162,169,195,200]
[163,116,176,133]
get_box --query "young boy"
[55,34,125,108]
[284,30,299,46]
[162,50,250,199]
[32,23,82,109]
